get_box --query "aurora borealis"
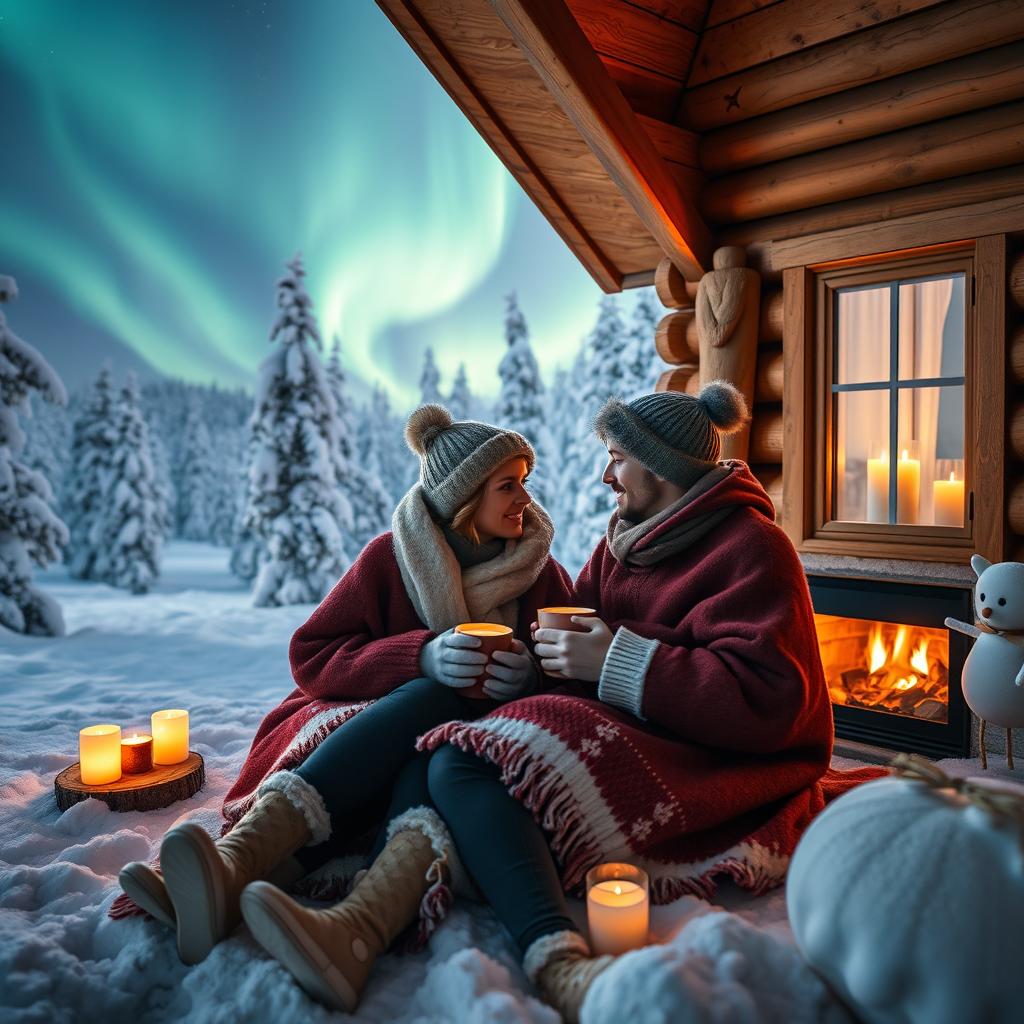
[0,0,619,407]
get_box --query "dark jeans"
[294,675,577,953]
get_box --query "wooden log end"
[759,288,784,342]
[655,309,700,364]
[55,752,206,813]
[656,365,700,394]
[654,257,698,310]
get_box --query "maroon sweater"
[221,533,574,814]
[576,462,833,759]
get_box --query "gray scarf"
[607,465,736,567]
[391,484,555,632]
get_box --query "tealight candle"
[121,733,154,774]
[586,863,650,955]
[79,724,122,786]
[151,709,189,765]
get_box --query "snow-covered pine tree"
[0,275,69,635]
[102,373,161,594]
[229,422,261,579]
[207,427,243,546]
[177,399,215,540]
[419,346,444,406]
[22,393,71,509]
[243,253,351,607]
[625,288,662,399]
[562,296,632,573]
[148,432,174,540]
[361,384,415,501]
[65,366,118,581]
[447,362,472,421]
[326,336,388,551]
[495,293,553,507]
[544,356,584,568]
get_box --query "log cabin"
[374,0,1024,763]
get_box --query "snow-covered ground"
[1,542,860,1023]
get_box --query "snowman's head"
[972,555,1024,632]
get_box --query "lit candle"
[896,449,920,525]
[866,450,889,523]
[933,472,965,527]
[586,865,650,955]
[79,724,122,786]
[121,733,154,774]
[151,709,189,765]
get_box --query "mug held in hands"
[454,623,514,699]
[534,607,596,679]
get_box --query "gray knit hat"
[405,404,535,519]
[593,381,748,489]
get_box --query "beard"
[614,471,661,524]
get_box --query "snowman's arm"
[944,616,982,638]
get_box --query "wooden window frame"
[781,237,1006,563]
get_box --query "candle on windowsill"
[586,863,649,955]
[151,709,189,765]
[79,724,122,786]
[121,733,154,775]
[896,448,920,525]
[933,472,965,527]
[866,450,889,523]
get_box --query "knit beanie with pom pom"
[404,404,535,519]
[593,381,749,490]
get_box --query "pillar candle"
[866,452,889,523]
[896,449,920,525]
[79,724,122,786]
[933,473,965,527]
[151,709,189,765]
[586,877,649,955]
[121,733,154,774]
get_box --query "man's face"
[602,448,663,523]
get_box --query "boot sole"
[241,881,359,1013]
[118,863,176,930]
[161,823,226,965]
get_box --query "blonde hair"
[450,484,487,545]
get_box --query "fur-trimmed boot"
[240,807,455,1012]
[161,771,329,964]
[525,930,615,1024]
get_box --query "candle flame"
[613,885,622,895]
[949,471,956,482]
[902,449,909,461]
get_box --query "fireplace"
[806,574,973,758]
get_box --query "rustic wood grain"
[679,0,1024,132]
[755,346,784,401]
[700,42,1024,174]
[626,0,707,31]
[719,165,1024,250]
[655,363,702,393]
[780,267,812,548]
[704,0,781,28]
[1011,325,1024,384]
[702,99,1024,223]
[654,257,699,308]
[760,287,783,340]
[566,0,696,81]
[55,752,205,813]
[655,308,701,362]
[690,0,945,88]
[1010,249,1024,310]
[491,0,712,277]
[748,405,783,461]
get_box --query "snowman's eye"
[980,593,986,601]
[999,597,1006,606]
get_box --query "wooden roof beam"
[489,0,712,279]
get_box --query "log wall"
[1008,235,1024,561]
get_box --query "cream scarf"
[391,485,555,632]
[607,465,736,567]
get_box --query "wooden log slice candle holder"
[55,751,205,813]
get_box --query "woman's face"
[472,457,532,543]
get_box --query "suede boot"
[117,855,307,932]
[526,930,615,1024]
[241,825,441,1012]
[117,862,175,929]
[161,783,321,965]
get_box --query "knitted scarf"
[391,485,555,631]
[607,464,735,567]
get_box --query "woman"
[118,403,575,1006]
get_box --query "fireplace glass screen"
[815,614,949,723]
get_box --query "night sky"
[0,0,624,408]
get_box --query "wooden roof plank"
[625,0,708,32]
[704,0,780,29]
[490,0,712,278]
[375,0,623,290]
[689,0,947,88]
[680,0,1024,132]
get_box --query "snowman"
[945,554,1024,769]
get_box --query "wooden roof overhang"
[375,0,713,290]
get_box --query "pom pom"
[698,380,748,434]
[405,404,453,455]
